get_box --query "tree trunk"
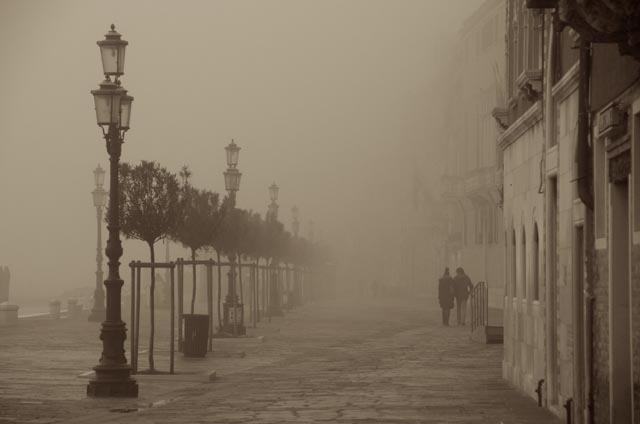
[255,258,260,323]
[238,255,244,308]
[190,248,197,314]
[148,242,156,372]
[216,250,222,331]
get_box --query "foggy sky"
[0,0,483,304]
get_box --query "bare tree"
[172,167,221,314]
[112,161,181,372]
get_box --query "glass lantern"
[97,24,128,77]
[91,79,122,127]
[119,93,133,130]
[225,140,240,168]
[92,187,107,208]
[269,183,279,202]
[224,168,242,192]
[94,165,106,187]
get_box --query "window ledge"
[516,69,543,102]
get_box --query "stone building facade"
[497,1,640,422]
[589,43,640,424]
[440,0,506,311]
[497,1,584,417]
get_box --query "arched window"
[533,223,539,301]
[521,227,527,299]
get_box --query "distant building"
[440,0,506,313]
[497,1,581,414]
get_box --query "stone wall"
[500,117,546,399]
[592,247,609,423]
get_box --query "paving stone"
[0,297,561,423]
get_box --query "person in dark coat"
[453,267,473,325]
[438,267,454,326]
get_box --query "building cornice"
[551,62,579,102]
[498,101,543,150]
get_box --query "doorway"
[610,177,632,423]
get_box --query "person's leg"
[443,308,450,326]
[460,298,467,325]
[455,298,462,324]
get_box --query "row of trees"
[110,161,330,370]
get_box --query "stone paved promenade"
[0,296,561,423]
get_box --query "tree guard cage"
[175,258,217,348]
[129,260,176,375]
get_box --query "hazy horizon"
[0,0,483,306]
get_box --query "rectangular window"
[595,133,607,238]
[516,2,525,77]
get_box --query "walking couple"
[437,267,473,326]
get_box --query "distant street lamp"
[221,140,245,335]
[87,24,138,398]
[292,206,300,238]
[291,206,301,306]
[267,183,283,316]
[88,165,108,322]
[309,220,315,242]
[268,182,279,221]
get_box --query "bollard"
[563,398,573,424]
[49,300,61,320]
[535,379,545,407]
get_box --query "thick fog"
[0,0,483,307]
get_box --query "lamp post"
[267,183,283,316]
[87,25,138,398]
[309,219,315,242]
[88,165,108,322]
[291,206,301,306]
[221,140,245,335]
[292,206,300,238]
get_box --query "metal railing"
[470,281,488,332]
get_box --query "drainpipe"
[536,378,545,407]
[544,17,557,409]
[575,37,594,424]
[576,38,593,210]
[564,398,573,424]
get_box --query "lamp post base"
[87,365,138,397]
[218,301,246,336]
[216,323,247,337]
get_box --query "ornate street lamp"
[269,182,279,203]
[225,139,240,168]
[223,169,242,199]
[267,182,279,222]
[291,206,301,307]
[292,206,300,238]
[221,140,245,336]
[87,25,138,398]
[97,24,128,78]
[88,165,108,322]
[267,183,283,316]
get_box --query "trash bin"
[182,314,209,357]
